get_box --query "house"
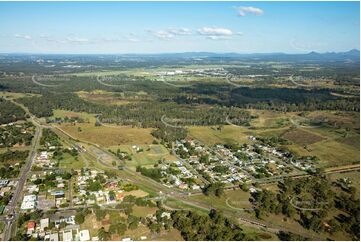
[50,190,65,198]
[249,187,257,193]
[178,183,188,190]
[27,221,36,233]
[55,216,75,228]
[79,230,90,241]
[0,179,9,187]
[57,183,65,189]
[49,233,59,241]
[161,212,171,219]
[191,185,200,190]
[62,230,73,241]
[21,195,37,210]
[116,194,124,201]
[40,218,49,232]
[27,184,39,193]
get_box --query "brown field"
[123,190,149,198]
[282,128,326,146]
[57,123,154,147]
[188,125,250,146]
[152,228,184,241]
[335,134,360,149]
[132,205,157,217]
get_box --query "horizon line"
[0,49,359,56]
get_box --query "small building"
[51,190,65,198]
[27,221,36,233]
[21,195,37,210]
[40,218,49,231]
[0,179,9,187]
[49,233,59,241]
[79,230,90,241]
[62,230,73,241]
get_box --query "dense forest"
[0,122,34,148]
[0,97,26,124]
[171,209,246,240]
[252,176,360,240]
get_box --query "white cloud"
[168,28,192,35]
[66,36,89,43]
[198,27,233,36]
[147,30,174,40]
[147,28,192,40]
[14,34,32,40]
[237,6,264,16]
[206,36,232,40]
[127,37,140,42]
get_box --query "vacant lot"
[282,128,326,146]
[108,144,177,169]
[132,205,157,217]
[190,189,253,211]
[58,123,154,147]
[52,109,97,123]
[58,153,85,169]
[188,125,250,146]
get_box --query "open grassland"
[248,109,292,129]
[190,189,253,211]
[52,109,97,123]
[188,126,250,145]
[58,123,154,147]
[0,91,40,100]
[0,146,30,154]
[282,128,326,146]
[131,205,157,217]
[58,152,85,169]
[108,144,177,169]
[151,228,184,241]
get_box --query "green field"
[58,152,85,169]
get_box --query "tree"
[98,227,111,241]
[95,209,107,221]
[75,212,85,224]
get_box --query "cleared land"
[282,128,326,146]
[108,144,177,169]
[58,123,154,147]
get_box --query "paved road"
[2,125,42,241]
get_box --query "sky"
[0,1,359,54]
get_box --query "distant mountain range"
[129,49,360,62]
[1,49,359,63]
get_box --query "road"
[2,124,42,241]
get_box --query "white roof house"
[49,233,59,241]
[21,195,37,210]
[40,218,49,231]
[79,230,90,241]
[62,230,73,241]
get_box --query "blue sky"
[0,1,359,54]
